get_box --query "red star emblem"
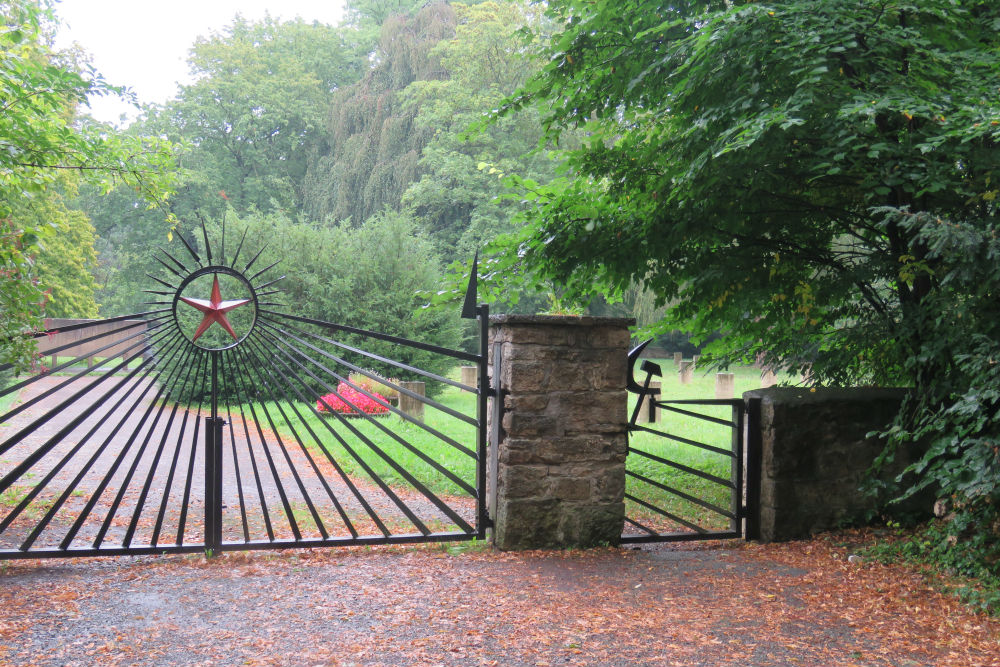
[179,274,251,342]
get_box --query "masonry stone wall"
[488,315,633,549]
[744,387,929,542]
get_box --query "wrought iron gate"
[623,342,749,543]
[0,227,490,559]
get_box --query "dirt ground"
[1,534,998,667]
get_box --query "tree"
[143,15,362,219]
[200,208,463,389]
[19,179,100,319]
[492,0,1000,553]
[342,0,425,52]
[301,1,458,225]
[0,0,176,371]
[400,1,555,259]
[495,0,999,378]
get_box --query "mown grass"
[249,360,792,536]
[251,385,480,500]
[0,371,19,417]
[625,361,794,533]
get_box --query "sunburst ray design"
[0,220,488,559]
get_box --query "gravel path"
[1,538,998,667]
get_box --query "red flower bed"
[316,383,389,417]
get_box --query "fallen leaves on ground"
[0,531,998,667]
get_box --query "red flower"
[316,383,389,416]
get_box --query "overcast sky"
[53,0,348,125]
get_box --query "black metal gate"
[0,228,490,559]
[623,342,750,543]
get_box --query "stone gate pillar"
[487,315,633,549]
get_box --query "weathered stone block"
[460,365,478,390]
[399,381,425,422]
[500,436,626,466]
[489,315,633,549]
[715,372,735,399]
[499,465,549,499]
[592,465,627,500]
[503,412,558,437]
[495,498,560,550]
[746,387,930,543]
[504,393,551,413]
[557,503,625,547]
[551,477,592,502]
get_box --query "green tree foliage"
[74,177,168,316]
[400,1,555,258]
[19,179,100,319]
[302,1,458,224]
[343,0,426,53]
[144,15,362,218]
[0,0,175,371]
[494,0,1000,562]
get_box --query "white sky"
[53,0,348,126]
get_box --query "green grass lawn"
[250,385,480,501]
[0,369,22,416]
[624,360,795,535]
[248,360,793,536]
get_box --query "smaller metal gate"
[623,342,750,543]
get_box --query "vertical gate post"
[476,303,491,540]
[743,396,762,541]
[205,350,224,553]
[488,315,633,550]
[731,402,745,535]
[204,416,224,552]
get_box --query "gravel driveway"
[1,538,999,667]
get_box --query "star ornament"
[179,274,251,342]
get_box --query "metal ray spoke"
[120,342,202,547]
[50,343,190,551]
[230,341,389,538]
[0,326,173,451]
[0,335,183,538]
[225,346,357,540]
[218,349,251,542]
[259,310,478,365]
[175,351,211,546]
[1,226,489,559]
[16,331,190,552]
[228,345,329,540]
[257,318,477,429]
[240,334,429,535]
[250,332,472,535]
[230,343,382,539]
[0,326,181,498]
[225,344,306,541]
[223,349,278,541]
[262,329,477,498]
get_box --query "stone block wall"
[744,387,928,542]
[488,315,633,549]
